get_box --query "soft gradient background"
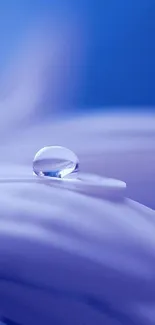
[1,0,155,113]
[0,1,155,325]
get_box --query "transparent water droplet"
[33,146,79,179]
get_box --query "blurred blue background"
[0,0,154,119]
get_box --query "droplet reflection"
[33,146,79,179]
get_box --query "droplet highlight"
[33,146,79,179]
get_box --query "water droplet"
[33,146,79,179]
